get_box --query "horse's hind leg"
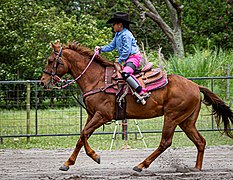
[60,138,84,171]
[179,104,206,171]
[133,116,177,172]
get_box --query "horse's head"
[40,41,68,89]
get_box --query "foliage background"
[0,0,232,81]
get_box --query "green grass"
[0,105,232,150]
[0,130,232,150]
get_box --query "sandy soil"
[0,145,232,180]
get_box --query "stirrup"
[141,93,151,100]
[135,92,151,105]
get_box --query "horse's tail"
[199,86,233,139]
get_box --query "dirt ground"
[0,145,232,180]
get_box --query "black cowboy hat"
[106,12,135,24]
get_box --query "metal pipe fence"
[0,76,232,141]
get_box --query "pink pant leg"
[125,53,142,68]
[122,66,134,74]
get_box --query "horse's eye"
[48,58,54,63]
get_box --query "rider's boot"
[122,72,150,105]
[138,88,151,103]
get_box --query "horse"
[40,41,233,172]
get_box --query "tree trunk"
[132,0,185,57]
[172,23,184,57]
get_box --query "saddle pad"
[145,71,168,91]
[142,69,163,85]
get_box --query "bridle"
[42,47,103,111]
[42,47,99,89]
[43,47,64,85]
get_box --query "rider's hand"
[95,46,101,51]
[115,57,119,63]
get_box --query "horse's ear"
[50,41,60,52]
[51,42,55,49]
[55,41,60,45]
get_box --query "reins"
[55,49,99,89]
[53,48,99,112]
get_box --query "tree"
[1,0,232,81]
[132,0,184,57]
[0,0,113,80]
[182,0,233,53]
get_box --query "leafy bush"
[166,48,232,78]
[144,48,232,99]
[145,47,232,78]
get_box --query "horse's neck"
[68,55,105,93]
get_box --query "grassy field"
[0,129,232,150]
[0,106,232,150]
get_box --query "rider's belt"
[129,51,140,57]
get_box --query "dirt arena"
[0,145,232,180]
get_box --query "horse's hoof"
[133,166,142,172]
[59,165,69,171]
[190,167,201,172]
[95,155,100,164]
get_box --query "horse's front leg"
[59,115,92,171]
[60,111,108,171]
[81,111,108,163]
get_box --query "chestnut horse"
[40,41,233,172]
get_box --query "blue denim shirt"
[101,28,139,63]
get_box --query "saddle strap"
[115,85,127,120]
[82,83,117,99]
[82,88,103,99]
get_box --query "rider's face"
[113,22,123,32]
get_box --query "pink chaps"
[122,53,147,94]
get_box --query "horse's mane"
[63,42,114,67]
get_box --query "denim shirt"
[101,28,139,63]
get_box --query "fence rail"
[0,76,232,140]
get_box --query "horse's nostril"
[40,81,44,87]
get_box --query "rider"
[95,12,150,104]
